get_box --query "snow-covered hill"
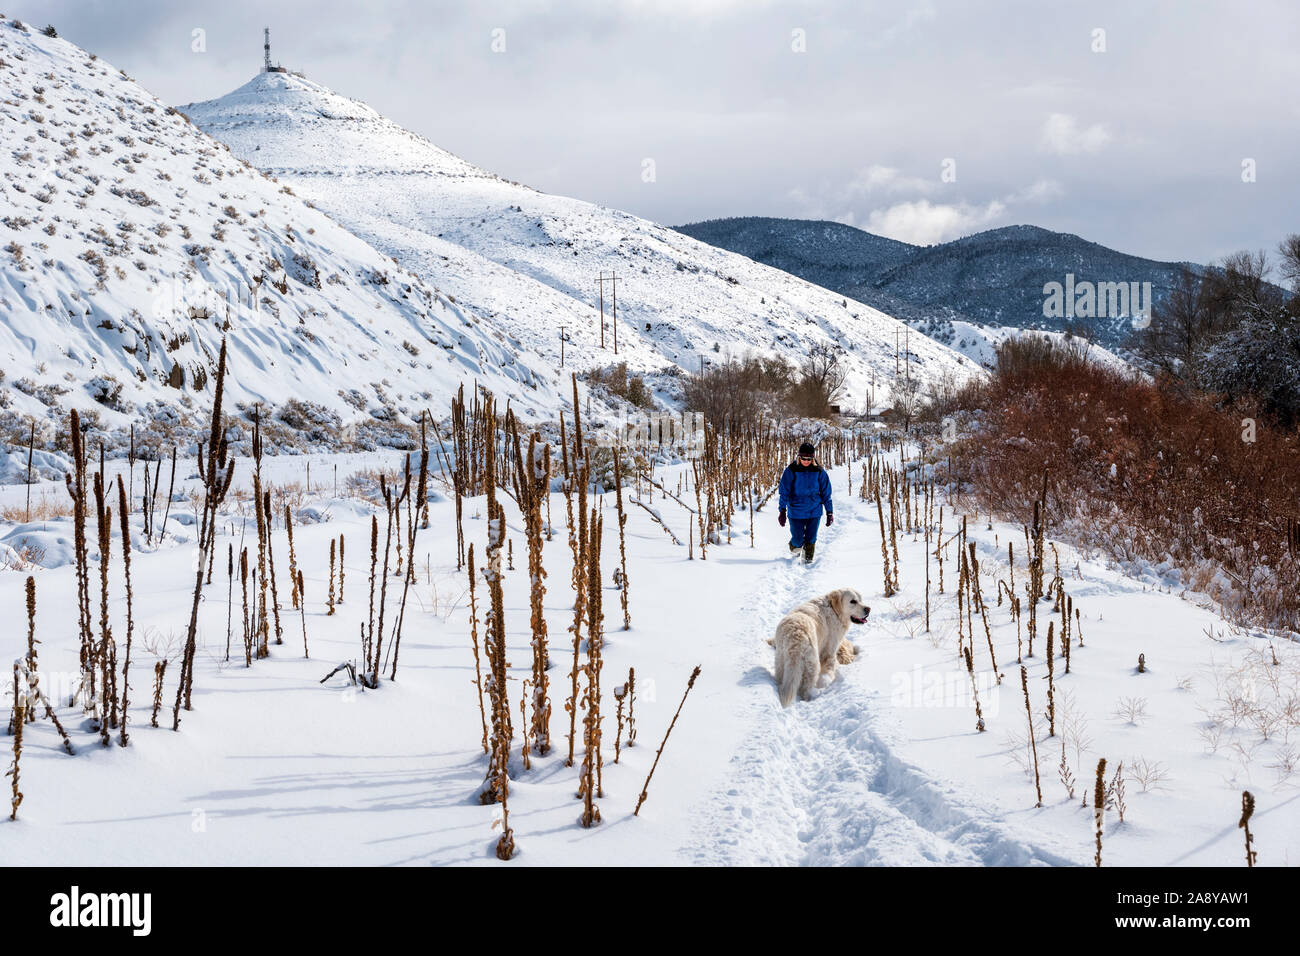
[182,71,982,409]
[0,22,562,453]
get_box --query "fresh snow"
[0,24,564,441]
[182,71,984,408]
[0,23,1290,871]
[2,22,984,455]
[2,449,1295,866]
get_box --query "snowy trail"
[691,464,1071,866]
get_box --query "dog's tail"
[777,644,817,708]
[778,664,800,708]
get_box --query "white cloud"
[787,164,943,223]
[866,199,1006,245]
[806,174,1060,245]
[1041,113,1111,154]
[845,164,939,197]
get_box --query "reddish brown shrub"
[951,343,1300,630]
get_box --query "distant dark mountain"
[673,217,917,290]
[674,217,1202,348]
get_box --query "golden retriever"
[770,588,870,707]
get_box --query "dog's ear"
[829,590,843,618]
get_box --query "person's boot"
[803,541,815,563]
[789,541,800,554]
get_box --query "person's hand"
[826,513,834,526]
[778,510,787,527]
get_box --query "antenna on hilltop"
[261,27,298,76]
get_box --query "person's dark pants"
[788,514,822,549]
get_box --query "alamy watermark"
[1042,273,1152,329]
[590,408,707,459]
[49,887,152,936]
[890,664,1002,718]
[149,275,262,326]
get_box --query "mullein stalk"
[634,666,702,816]
[467,544,488,753]
[1020,665,1042,807]
[115,476,134,747]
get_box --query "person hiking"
[778,441,833,563]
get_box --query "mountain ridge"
[675,216,1201,348]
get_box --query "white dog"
[770,588,870,707]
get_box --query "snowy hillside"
[182,71,982,409]
[0,22,563,452]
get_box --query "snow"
[947,321,1133,373]
[3,22,984,455]
[2,447,1295,866]
[181,71,984,410]
[0,24,564,444]
[0,445,65,482]
[0,23,1292,870]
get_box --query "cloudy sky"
[25,0,1300,265]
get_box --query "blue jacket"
[779,461,833,519]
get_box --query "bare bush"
[1112,696,1150,726]
[1125,756,1171,793]
[681,354,793,431]
[788,343,847,418]
[586,362,653,409]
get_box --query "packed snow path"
[690,483,1071,866]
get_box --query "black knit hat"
[798,442,815,458]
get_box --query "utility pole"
[904,329,910,383]
[894,329,900,379]
[559,324,566,368]
[597,273,607,349]
[597,271,620,353]
[611,273,619,356]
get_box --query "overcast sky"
[25,0,1300,266]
